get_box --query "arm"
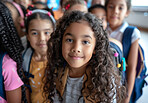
[6,87,22,103]
[124,39,139,103]
[25,87,31,103]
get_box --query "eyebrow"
[30,28,52,31]
[64,33,92,39]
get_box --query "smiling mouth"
[69,55,82,60]
[39,44,46,47]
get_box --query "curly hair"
[44,11,126,103]
[0,1,27,103]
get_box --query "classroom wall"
[125,11,148,28]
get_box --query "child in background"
[0,1,27,103]
[43,11,126,103]
[23,7,56,103]
[63,0,88,13]
[105,0,141,102]
[88,4,107,30]
[89,4,126,86]
[88,4,123,53]
[5,1,27,49]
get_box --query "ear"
[125,10,130,18]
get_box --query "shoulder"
[2,54,23,91]
[2,54,16,68]
[109,38,123,51]
[2,54,17,78]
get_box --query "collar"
[107,21,129,34]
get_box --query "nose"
[39,33,46,41]
[114,7,119,14]
[71,42,81,53]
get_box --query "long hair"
[0,1,27,103]
[44,11,126,103]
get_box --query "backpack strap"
[122,26,136,60]
[0,51,6,100]
[22,48,34,78]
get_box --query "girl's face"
[69,4,88,13]
[27,19,53,55]
[91,8,107,30]
[62,21,96,69]
[106,0,129,30]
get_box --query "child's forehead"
[92,7,106,13]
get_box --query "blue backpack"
[122,26,148,103]
[110,40,126,85]
[0,51,6,100]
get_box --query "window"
[132,0,148,12]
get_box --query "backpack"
[122,26,148,103]
[0,51,6,100]
[109,38,126,85]
[22,47,34,92]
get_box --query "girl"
[23,7,56,103]
[105,0,141,102]
[63,0,88,13]
[0,1,27,103]
[43,11,126,103]
[5,1,27,49]
[88,4,107,30]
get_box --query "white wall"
[125,11,148,28]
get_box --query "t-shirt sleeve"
[2,55,24,91]
[131,28,141,43]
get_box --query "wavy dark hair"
[0,1,27,103]
[44,11,126,103]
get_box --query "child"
[105,0,141,102]
[23,7,56,103]
[0,1,27,103]
[89,4,126,86]
[63,0,88,13]
[4,1,27,49]
[88,4,107,30]
[43,11,126,103]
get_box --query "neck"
[33,52,47,62]
[68,65,87,78]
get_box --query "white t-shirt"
[107,21,141,44]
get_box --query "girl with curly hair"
[43,11,126,103]
[0,1,27,103]
[23,6,55,103]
